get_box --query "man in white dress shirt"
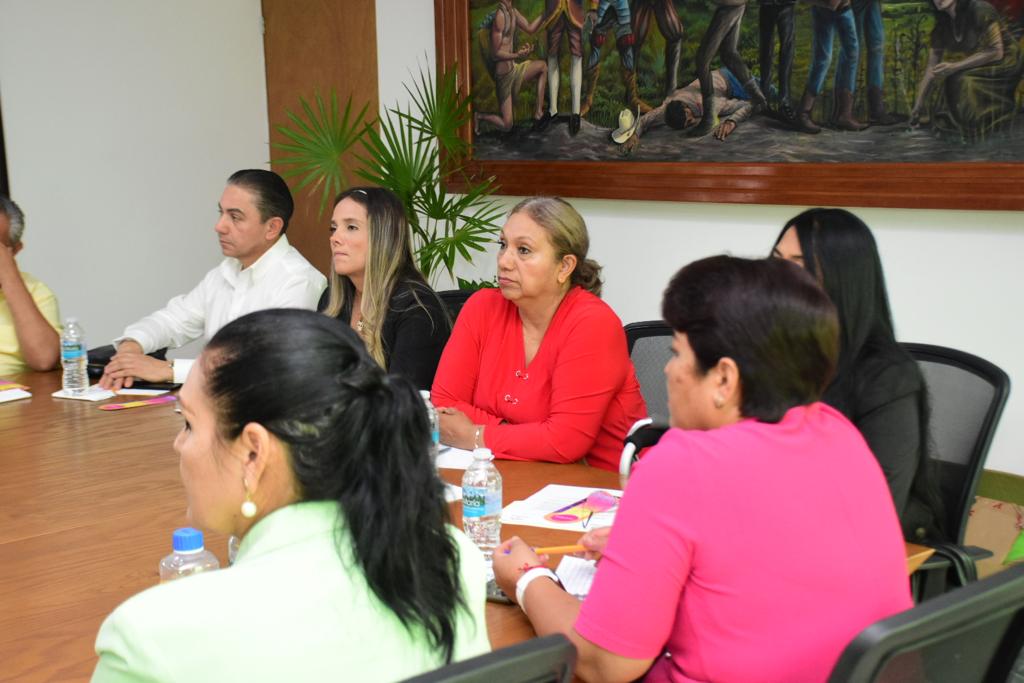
[99,170,326,390]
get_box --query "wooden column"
[262,0,380,277]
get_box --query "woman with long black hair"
[772,208,945,542]
[93,309,488,681]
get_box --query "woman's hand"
[930,61,956,77]
[493,536,548,602]
[578,526,612,561]
[437,407,478,449]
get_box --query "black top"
[828,354,945,542]
[318,279,451,390]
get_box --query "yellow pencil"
[532,544,586,555]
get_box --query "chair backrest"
[624,321,672,424]
[902,343,1011,544]
[401,634,576,683]
[437,289,475,324]
[828,563,1024,683]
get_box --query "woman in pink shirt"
[493,256,912,682]
[432,197,645,471]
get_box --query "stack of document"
[0,380,31,404]
[556,556,598,599]
[436,446,475,469]
[501,484,622,533]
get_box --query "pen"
[99,395,177,411]
[531,544,586,555]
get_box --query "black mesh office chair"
[902,343,1011,597]
[437,289,475,324]
[619,321,672,477]
[401,634,576,683]
[827,562,1024,682]
[624,321,672,424]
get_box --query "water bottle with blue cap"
[159,527,220,583]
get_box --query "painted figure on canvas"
[474,0,550,133]
[540,0,589,134]
[613,68,757,146]
[467,0,1024,162]
[689,0,768,137]
[581,0,652,116]
[632,0,686,99]
[911,0,1024,140]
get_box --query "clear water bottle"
[60,317,88,395]
[419,390,440,462]
[159,527,220,583]
[462,448,502,562]
[227,535,240,566]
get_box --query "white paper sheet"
[500,484,622,533]
[444,482,463,503]
[436,446,475,470]
[556,555,598,599]
[0,388,32,404]
[51,385,115,401]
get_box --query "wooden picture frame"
[435,0,1024,210]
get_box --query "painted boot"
[834,89,868,131]
[622,66,652,114]
[868,85,906,125]
[795,90,821,134]
[742,77,769,112]
[688,86,717,137]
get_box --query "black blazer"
[319,279,451,390]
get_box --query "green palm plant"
[273,64,502,287]
[273,92,371,219]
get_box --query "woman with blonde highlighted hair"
[432,196,645,470]
[319,187,450,389]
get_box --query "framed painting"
[435,0,1024,209]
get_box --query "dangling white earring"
[241,478,258,518]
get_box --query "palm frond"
[272,92,371,218]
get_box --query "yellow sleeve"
[27,277,61,334]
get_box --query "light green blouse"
[93,501,490,682]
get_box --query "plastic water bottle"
[159,527,220,582]
[420,390,440,462]
[227,535,240,566]
[462,448,502,562]
[60,318,88,395]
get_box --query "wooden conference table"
[0,371,932,681]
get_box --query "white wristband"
[515,567,559,611]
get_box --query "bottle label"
[61,340,85,360]
[463,487,501,518]
[431,428,440,446]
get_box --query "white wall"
[377,0,1024,475]
[0,0,269,357]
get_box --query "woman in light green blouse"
[92,309,489,682]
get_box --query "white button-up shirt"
[117,235,326,382]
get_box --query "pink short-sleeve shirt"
[575,403,913,682]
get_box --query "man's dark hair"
[662,256,839,422]
[665,100,690,130]
[227,169,294,233]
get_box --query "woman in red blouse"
[431,196,645,471]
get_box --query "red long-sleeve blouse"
[431,286,646,471]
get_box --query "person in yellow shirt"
[0,196,60,376]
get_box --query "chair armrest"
[619,421,670,477]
